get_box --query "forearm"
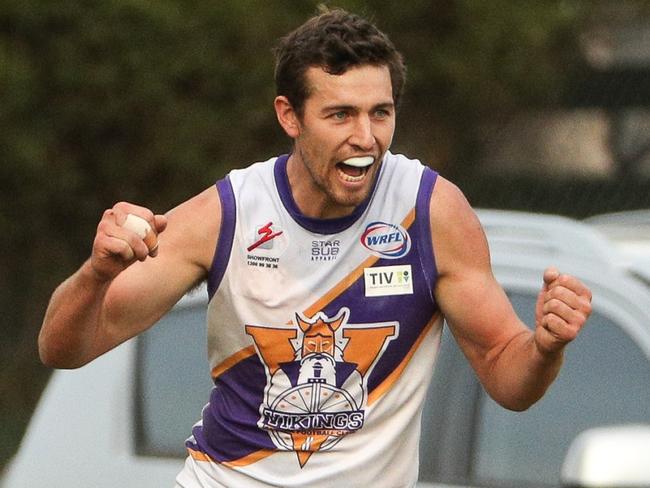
[483,329,564,411]
[38,260,111,369]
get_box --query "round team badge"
[360,221,411,259]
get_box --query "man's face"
[302,332,334,358]
[282,64,396,219]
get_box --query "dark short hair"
[274,7,406,117]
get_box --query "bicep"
[436,265,524,372]
[431,180,527,373]
[98,186,220,353]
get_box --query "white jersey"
[182,152,443,488]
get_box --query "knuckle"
[545,298,563,314]
[118,238,132,253]
[547,315,578,342]
[112,202,128,215]
[545,314,561,329]
[96,219,112,236]
[548,287,567,301]
[130,239,149,259]
[546,287,559,299]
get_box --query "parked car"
[4,211,650,488]
[416,210,650,487]
[584,209,650,285]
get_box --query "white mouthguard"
[342,156,374,168]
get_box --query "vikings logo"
[245,307,398,468]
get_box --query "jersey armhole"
[207,175,236,299]
[415,167,439,300]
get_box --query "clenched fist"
[535,267,593,354]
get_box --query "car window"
[134,304,213,458]
[472,292,650,486]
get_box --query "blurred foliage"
[360,0,589,166]
[0,0,638,469]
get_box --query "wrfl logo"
[360,221,411,259]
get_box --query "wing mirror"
[561,424,650,487]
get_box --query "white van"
[4,211,650,488]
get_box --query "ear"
[274,96,301,139]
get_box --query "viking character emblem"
[246,308,398,467]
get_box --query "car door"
[417,255,650,488]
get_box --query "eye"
[374,108,391,119]
[331,111,348,120]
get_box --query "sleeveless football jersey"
[184,152,443,488]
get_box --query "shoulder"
[429,176,474,224]
[167,184,221,225]
[429,176,490,277]
[164,184,221,273]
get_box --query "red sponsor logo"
[247,222,283,252]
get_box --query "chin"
[332,193,369,211]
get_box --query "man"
[39,8,592,488]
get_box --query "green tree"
[0,0,593,467]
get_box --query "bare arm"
[431,178,592,411]
[39,186,221,368]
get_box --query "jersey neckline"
[273,154,381,235]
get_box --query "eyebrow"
[321,102,395,114]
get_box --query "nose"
[348,115,375,150]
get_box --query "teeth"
[343,156,374,168]
[337,168,365,182]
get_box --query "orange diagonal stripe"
[222,448,276,467]
[188,447,276,467]
[304,254,378,317]
[211,345,256,379]
[304,208,416,317]
[188,448,213,462]
[367,312,441,406]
